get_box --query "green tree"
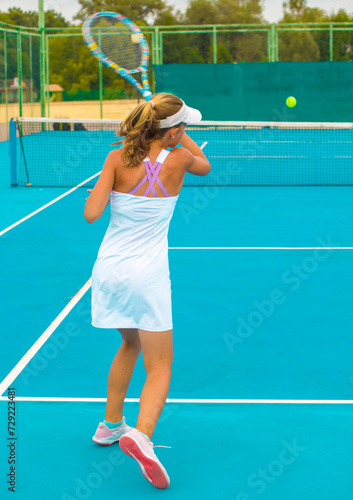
[0,8,68,97]
[183,0,266,62]
[184,0,263,25]
[217,43,233,63]
[208,41,233,62]
[48,36,98,91]
[145,3,206,63]
[184,0,217,24]
[0,35,18,82]
[278,0,325,61]
[314,9,353,61]
[48,31,138,97]
[45,10,70,28]
[215,0,263,24]
[0,7,38,27]
[279,2,353,61]
[75,0,169,24]
[162,38,205,63]
[0,7,68,28]
[279,31,320,61]
[329,10,353,61]
[154,6,181,26]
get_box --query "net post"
[9,118,17,187]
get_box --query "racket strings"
[90,18,142,71]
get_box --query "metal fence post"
[213,26,217,63]
[29,35,33,116]
[329,24,333,61]
[155,27,160,65]
[39,0,46,117]
[4,31,9,139]
[17,30,22,117]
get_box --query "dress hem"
[92,321,173,332]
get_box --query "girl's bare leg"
[135,329,173,440]
[104,328,141,423]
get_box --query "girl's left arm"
[84,151,117,223]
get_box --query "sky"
[0,0,352,23]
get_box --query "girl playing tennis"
[84,93,210,489]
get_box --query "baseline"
[169,246,353,250]
[0,397,352,404]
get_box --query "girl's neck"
[148,140,169,158]
[150,139,169,150]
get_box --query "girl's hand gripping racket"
[82,12,152,101]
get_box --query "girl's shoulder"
[105,148,124,172]
[168,147,194,170]
[108,148,123,162]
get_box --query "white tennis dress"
[91,149,178,332]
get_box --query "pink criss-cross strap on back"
[129,149,170,198]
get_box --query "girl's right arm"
[179,133,211,176]
[84,150,117,223]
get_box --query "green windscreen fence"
[153,62,353,122]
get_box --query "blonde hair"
[116,93,183,168]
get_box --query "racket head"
[82,12,152,100]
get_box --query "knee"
[122,338,141,353]
[144,360,172,378]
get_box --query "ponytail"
[115,93,183,168]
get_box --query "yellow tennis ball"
[286,96,297,108]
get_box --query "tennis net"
[11,117,353,187]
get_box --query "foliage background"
[0,0,352,95]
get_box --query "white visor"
[159,101,202,129]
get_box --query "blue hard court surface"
[1,138,353,499]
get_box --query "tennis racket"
[82,12,152,101]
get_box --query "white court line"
[0,279,92,397]
[169,247,353,250]
[1,246,351,394]
[208,155,307,158]
[2,245,350,395]
[0,397,352,404]
[0,172,101,237]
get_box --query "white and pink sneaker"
[119,428,170,489]
[92,417,131,445]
